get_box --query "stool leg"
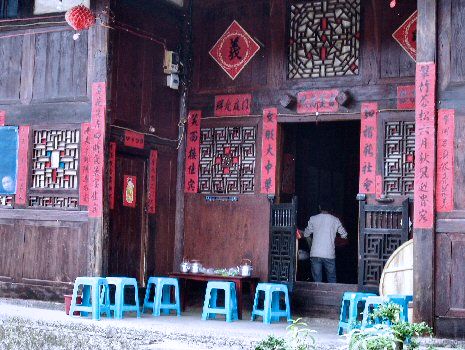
[225,287,232,323]
[251,290,259,321]
[69,282,79,316]
[142,282,152,314]
[338,300,347,335]
[232,284,238,321]
[174,282,181,317]
[81,285,91,317]
[114,284,123,319]
[284,290,291,323]
[201,288,211,321]
[271,291,280,322]
[134,283,141,318]
[153,284,162,317]
[104,284,111,318]
[263,291,272,324]
[161,284,170,315]
[92,284,100,320]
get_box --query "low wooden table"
[169,272,260,320]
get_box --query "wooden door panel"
[0,220,21,280]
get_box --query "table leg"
[235,281,243,320]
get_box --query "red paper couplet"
[214,94,252,117]
[88,82,106,218]
[0,111,5,126]
[414,62,436,229]
[436,109,455,213]
[184,110,202,193]
[375,174,383,198]
[297,89,339,114]
[123,175,137,208]
[79,123,91,206]
[359,103,378,194]
[397,85,415,109]
[16,126,30,205]
[109,142,116,210]
[261,108,278,194]
[148,150,158,214]
[124,130,145,149]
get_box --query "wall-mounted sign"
[261,108,278,195]
[392,10,417,61]
[214,94,252,117]
[124,130,145,149]
[79,123,91,206]
[359,103,378,194]
[297,89,339,114]
[436,109,455,213]
[109,142,116,210]
[16,126,30,205]
[184,110,202,193]
[397,85,415,109]
[209,20,260,80]
[147,150,158,214]
[0,127,18,196]
[123,175,137,208]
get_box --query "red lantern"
[65,5,96,39]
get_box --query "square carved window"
[289,0,361,79]
[199,126,256,194]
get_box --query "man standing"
[297,203,348,283]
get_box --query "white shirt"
[304,213,348,259]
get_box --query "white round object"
[379,239,413,297]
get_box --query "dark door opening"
[280,121,360,284]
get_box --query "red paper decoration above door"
[392,11,417,61]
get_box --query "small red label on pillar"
[375,174,383,198]
[109,142,116,210]
[436,109,454,213]
[123,175,137,208]
[184,111,201,193]
[148,150,158,214]
[124,130,145,149]
[16,126,30,205]
[261,108,278,194]
[79,123,91,206]
[297,89,339,114]
[397,85,415,109]
[359,103,378,194]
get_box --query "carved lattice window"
[383,121,415,196]
[0,195,13,208]
[289,0,361,79]
[199,126,256,194]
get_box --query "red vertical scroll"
[79,123,91,205]
[261,108,278,194]
[0,111,5,126]
[88,82,106,218]
[359,103,378,194]
[414,62,436,229]
[148,150,158,214]
[108,142,116,210]
[184,111,201,193]
[436,109,455,213]
[16,126,30,205]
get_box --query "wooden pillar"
[413,0,437,326]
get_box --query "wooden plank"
[0,209,88,221]
[0,36,23,102]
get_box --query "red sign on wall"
[214,94,252,117]
[0,111,5,126]
[261,108,278,194]
[109,142,116,210]
[392,11,417,61]
[88,82,106,218]
[123,175,137,208]
[184,110,201,193]
[397,85,415,109]
[209,21,260,80]
[414,62,436,229]
[124,130,145,149]
[16,126,30,205]
[297,89,339,114]
[359,103,378,194]
[79,123,91,206]
[148,150,158,214]
[436,109,455,213]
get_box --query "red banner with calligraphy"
[359,103,378,194]
[436,109,454,213]
[109,142,116,210]
[414,62,436,229]
[124,130,145,149]
[0,111,5,126]
[297,89,339,114]
[214,94,252,117]
[184,110,201,193]
[123,175,137,208]
[79,123,91,206]
[88,82,106,218]
[261,108,278,194]
[148,150,158,214]
[397,85,415,109]
[16,126,30,205]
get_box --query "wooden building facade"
[0,0,464,339]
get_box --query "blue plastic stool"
[251,283,291,324]
[69,277,111,320]
[361,296,389,328]
[105,277,140,319]
[338,292,376,335]
[387,294,413,322]
[143,277,181,316]
[202,281,238,322]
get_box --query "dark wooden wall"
[185,0,416,283]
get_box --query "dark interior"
[281,121,360,284]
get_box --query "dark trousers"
[310,257,337,283]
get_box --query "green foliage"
[348,325,397,350]
[254,335,288,350]
[391,321,433,350]
[254,318,316,350]
[371,303,403,324]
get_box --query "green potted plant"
[254,318,316,350]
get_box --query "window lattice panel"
[383,121,415,195]
[29,196,79,209]
[0,195,13,208]
[199,126,256,194]
[32,129,80,189]
[289,0,361,79]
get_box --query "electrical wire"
[110,124,184,145]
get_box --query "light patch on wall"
[166,0,183,7]
[34,0,91,14]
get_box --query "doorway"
[280,121,360,285]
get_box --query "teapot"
[180,258,190,273]
[239,259,253,277]
[190,260,202,273]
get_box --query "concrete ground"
[0,298,463,350]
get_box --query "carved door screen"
[358,199,409,293]
[269,197,297,291]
